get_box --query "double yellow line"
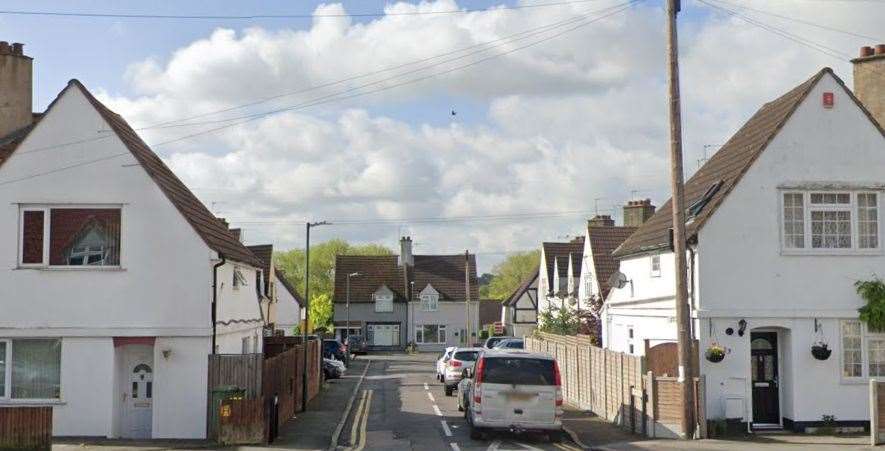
[348,389,374,451]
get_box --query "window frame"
[17,204,124,269]
[780,191,882,255]
[420,294,439,312]
[650,255,661,278]
[839,320,885,383]
[0,338,63,402]
[374,293,394,313]
[415,324,447,344]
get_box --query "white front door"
[121,345,153,438]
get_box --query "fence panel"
[218,398,266,445]
[0,407,52,451]
[207,353,263,440]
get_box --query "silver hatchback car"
[443,347,482,396]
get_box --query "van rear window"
[453,351,479,361]
[482,358,556,385]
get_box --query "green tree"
[308,293,333,333]
[486,250,540,300]
[274,239,392,331]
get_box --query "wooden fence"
[207,338,321,444]
[0,406,52,451]
[870,379,885,445]
[524,332,706,439]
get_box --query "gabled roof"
[614,68,883,257]
[503,268,539,307]
[542,238,584,282]
[0,80,262,267]
[586,225,637,298]
[332,253,479,303]
[333,255,406,303]
[247,244,274,295]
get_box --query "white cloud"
[96,0,883,270]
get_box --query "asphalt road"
[337,353,584,451]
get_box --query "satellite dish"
[608,271,629,289]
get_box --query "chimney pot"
[399,236,414,268]
[876,44,885,55]
[0,42,9,54]
[11,43,22,55]
[853,43,885,131]
[861,46,875,58]
[0,39,33,137]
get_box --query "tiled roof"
[503,269,538,307]
[332,253,479,303]
[247,244,273,295]
[71,81,263,267]
[586,225,637,298]
[478,299,502,326]
[0,81,262,267]
[413,254,479,302]
[614,68,880,257]
[542,238,584,282]
[333,255,406,303]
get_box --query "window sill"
[14,266,126,271]
[0,399,66,406]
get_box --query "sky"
[1,0,882,271]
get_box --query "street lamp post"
[346,272,361,342]
[302,220,329,411]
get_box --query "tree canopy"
[485,250,540,301]
[274,239,392,331]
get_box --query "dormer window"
[374,290,394,313]
[233,267,248,289]
[781,191,879,253]
[19,206,121,267]
[420,293,439,311]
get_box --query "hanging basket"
[811,343,832,361]
[705,345,726,363]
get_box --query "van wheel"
[549,431,565,443]
[444,385,453,397]
[469,424,485,440]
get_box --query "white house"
[605,59,885,432]
[501,269,539,338]
[0,44,266,439]
[537,237,584,316]
[247,244,302,336]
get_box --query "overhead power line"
[228,209,602,226]
[0,0,608,20]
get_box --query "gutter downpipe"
[212,254,226,354]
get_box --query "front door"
[751,332,780,425]
[121,345,154,438]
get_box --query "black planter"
[811,344,832,360]
[705,348,725,363]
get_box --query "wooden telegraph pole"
[665,0,695,439]
[465,250,471,345]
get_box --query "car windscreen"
[481,358,555,385]
[486,337,505,347]
[453,351,479,361]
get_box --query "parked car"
[323,339,347,361]
[443,347,482,396]
[457,367,472,412]
[323,358,345,379]
[346,335,368,354]
[483,336,513,349]
[492,338,524,350]
[436,346,457,382]
[464,350,564,442]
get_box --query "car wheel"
[444,385,453,397]
[549,431,565,443]
[469,422,485,440]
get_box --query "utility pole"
[465,250,471,345]
[303,220,329,411]
[665,0,695,439]
[346,272,361,342]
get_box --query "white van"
[464,350,564,441]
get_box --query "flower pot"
[811,344,832,360]
[705,347,725,363]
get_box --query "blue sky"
[1,0,878,269]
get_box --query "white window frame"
[780,191,882,255]
[650,255,661,278]
[17,205,123,269]
[0,338,63,402]
[839,320,885,383]
[420,294,439,312]
[374,293,394,313]
[415,324,447,344]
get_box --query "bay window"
[0,339,62,400]
[841,320,885,380]
[781,192,879,253]
[19,206,121,267]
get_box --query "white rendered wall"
[152,336,209,439]
[53,338,115,437]
[275,273,301,336]
[412,301,480,349]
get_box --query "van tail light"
[473,357,485,404]
[553,360,563,407]
[450,360,462,368]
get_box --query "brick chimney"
[0,41,33,138]
[588,215,615,228]
[398,236,413,267]
[853,45,885,127]
[623,199,656,227]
